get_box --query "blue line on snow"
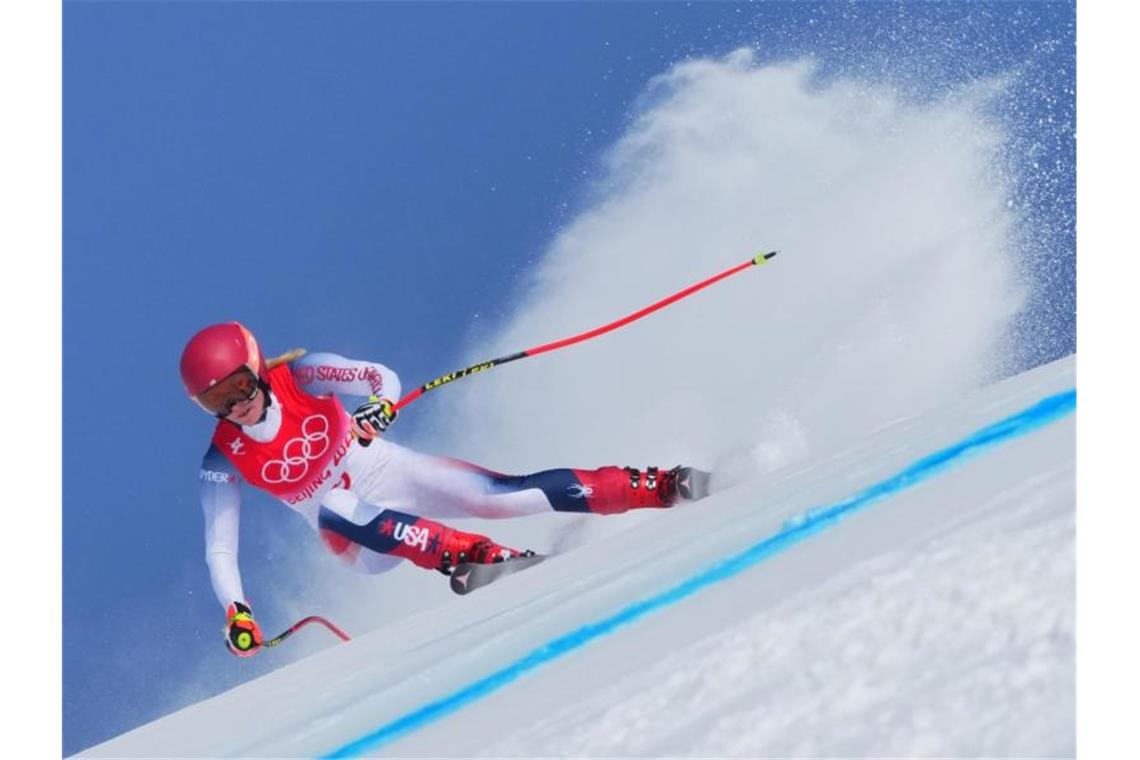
[324,388,1076,758]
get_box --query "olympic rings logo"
[261,415,331,484]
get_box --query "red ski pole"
[259,615,352,650]
[394,251,778,412]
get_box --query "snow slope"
[82,353,1075,758]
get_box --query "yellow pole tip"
[753,251,778,265]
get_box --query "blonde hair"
[265,348,307,369]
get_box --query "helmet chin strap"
[216,378,274,423]
[256,378,273,423]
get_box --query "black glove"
[351,395,397,446]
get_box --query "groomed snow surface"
[83,354,1075,758]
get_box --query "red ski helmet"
[180,322,267,411]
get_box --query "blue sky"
[62,2,1074,755]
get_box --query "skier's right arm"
[199,446,247,611]
[201,446,265,656]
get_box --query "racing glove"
[225,601,263,657]
[351,395,398,446]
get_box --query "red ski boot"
[624,465,712,507]
[579,465,712,513]
[437,528,535,575]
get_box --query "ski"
[449,554,547,595]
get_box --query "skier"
[182,322,711,656]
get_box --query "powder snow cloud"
[437,50,1024,482]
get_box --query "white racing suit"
[198,352,678,610]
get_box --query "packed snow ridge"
[83,354,1075,758]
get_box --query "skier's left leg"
[352,440,710,518]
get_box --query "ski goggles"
[195,367,261,417]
